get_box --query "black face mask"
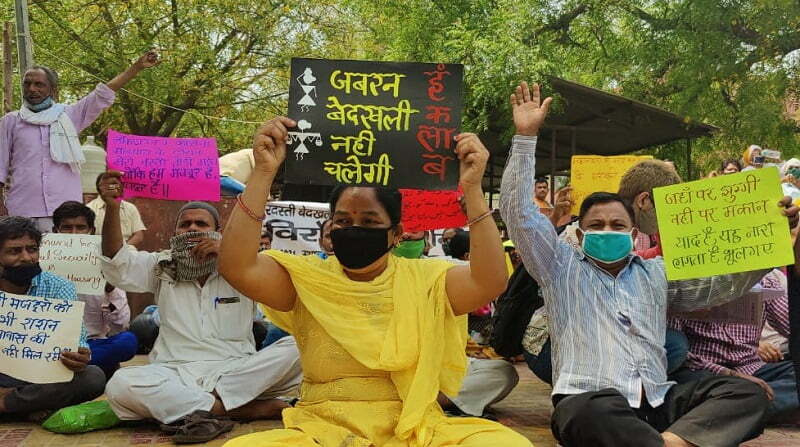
[3,263,42,287]
[331,227,392,270]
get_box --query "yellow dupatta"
[262,251,469,444]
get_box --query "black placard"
[286,58,464,190]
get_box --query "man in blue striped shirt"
[500,82,797,447]
[0,216,105,419]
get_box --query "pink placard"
[106,129,220,202]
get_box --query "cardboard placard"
[654,168,794,280]
[107,129,220,202]
[400,189,467,232]
[40,234,103,295]
[266,201,330,256]
[0,293,84,383]
[286,58,464,190]
[570,155,653,214]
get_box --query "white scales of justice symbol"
[288,119,322,160]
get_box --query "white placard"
[0,292,84,383]
[265,201,330,256]
[40,234,103,295]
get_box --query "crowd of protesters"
[1,51,799,447]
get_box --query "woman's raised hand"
[454,133,489,191]
[253,117,296,177]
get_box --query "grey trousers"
[0,366,106,415]
[446,358,519,416]
[551,375,769,447]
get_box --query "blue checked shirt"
[500,135,766,408]
[28,271,89,348]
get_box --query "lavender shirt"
[0,84,116,217]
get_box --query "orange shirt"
[534,197,553,216]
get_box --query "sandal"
[171,410,235,444]
[159,419,185,434]
[160,410,224,434]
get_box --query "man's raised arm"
[499,82,562,286]
[96,170,158,294]
[106,50,160,92]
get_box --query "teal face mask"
[393,239,426,259]
[581,230,633,264]
[26,96,54,112]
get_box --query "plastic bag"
[42,400,120,434]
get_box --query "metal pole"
[550,130,557,204]
[2,22,13,113]
[14,0,33,76]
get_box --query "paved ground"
[0,361,797,446]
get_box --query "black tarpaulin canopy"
[482,77,717,205]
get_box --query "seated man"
[0,216,105,419]
[671,269,798,423]
[523,317,690,387]
[524,186,690,385]
[97,173,302,443]
[500,82,791,447]
[131,304,270,353]
[52,201,138,378]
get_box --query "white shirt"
[87,198,146,241]
[100,245,258,365]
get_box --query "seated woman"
[219,117,532,446]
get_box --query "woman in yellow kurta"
[219,116,539,447]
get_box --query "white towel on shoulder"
[18,103,84,172]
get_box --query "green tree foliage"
[7,0,361,151]
[4,0,799,173]
[345,0,800,175]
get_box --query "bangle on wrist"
[236,195,266,222]
[468,209,495,226]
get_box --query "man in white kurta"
[99,198,302,425]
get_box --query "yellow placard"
[570,155,653,215]
[653,167,794,280]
